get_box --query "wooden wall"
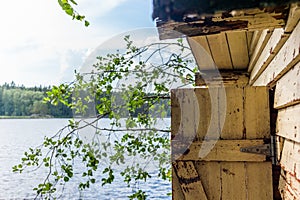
[252,14,300,199]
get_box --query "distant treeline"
[0,82,72,117]
[0,82,171,118]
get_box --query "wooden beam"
[156,5,289,39]
[276,104,300,143]
[253,21,300,87]
[173,161,208,200]
[249,28,288,85]
[195,71,249,87]
[172,139,267,162]
[274,63,300,109]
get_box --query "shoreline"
[0,115,59,119]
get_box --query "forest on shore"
[0,82,72,118]
[0,82,171,118]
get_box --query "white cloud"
[0,0,154,86]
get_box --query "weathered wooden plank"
[246,162,273,200]
[221,87,244,139]
[171,89,199,140]
[279,139,300,180]
[221,162,247,200]
[194,88,217,140]
[285,2,300,33]
[248,30,262,58]
[187,36,216,70]
[246,31,253,55]
[226,31,249,69]
[227,8,286,30]
[173,161,208,200]
[248,29,273,73]
[253,21,300,86]
[244,87,270,139]
[195,162,221,200]
[172,166,185,200]
[274,63,300,109]
[207,33,233,69]
[156,5,289,39]
[286,172,300,197]
[249,28,288,85]
[276,104,300,143]
[194,71,249,87]
[173,139,267,162]
[279,172,300,199]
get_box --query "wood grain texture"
[279,172,300,199]
[248,29,273,73]
[246,162,273,200]
[244,87,270,139]
[274,63,300,109]
[195,71,249,87]
[248,30,262,58]
[194,88,216,140]
[195,162,221,200]
[249,28,288,85]
[254,21,300,86]
[173,161,208,200]
[173,139,267,162]
[172,166,185,200]
[171,86,273,199]
[188,36,216,70]
[221,87,244,139]
[276,104,300,143]
[221,162,247,200]
[246,31,254,55]
[226,31,249,69]
[279,139,300,180]
[157,5,288,39]
[207,32,233,69]
[171,89,199,140]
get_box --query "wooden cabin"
[153,1,300,199]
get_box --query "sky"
[0,0,155,87]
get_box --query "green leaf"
[64,176,69,182]
[84,20,90,27]
[69,0,78,5]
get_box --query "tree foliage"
[57,0,89,27]
[13,36,196,199]
[0,84,72,118]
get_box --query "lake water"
[0,118,171,199]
